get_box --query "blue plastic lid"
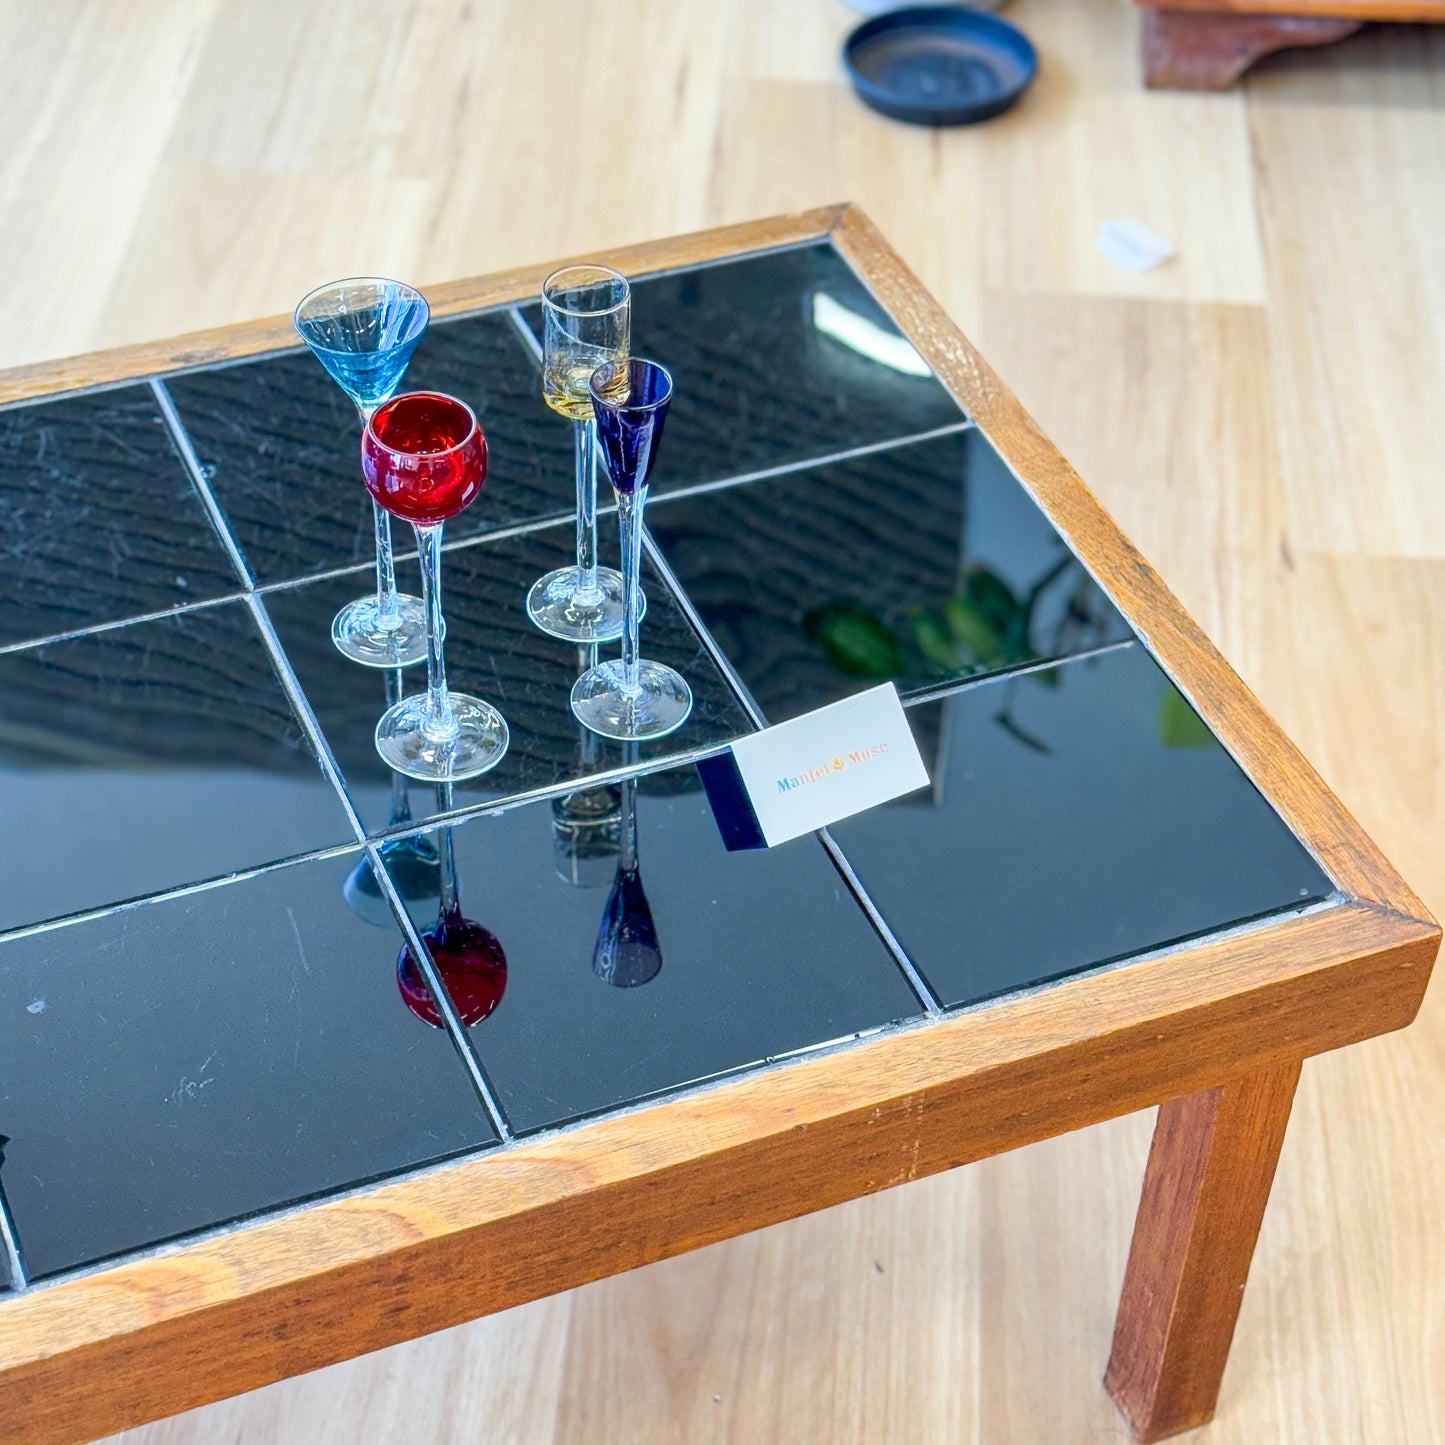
[844,5,1038,126]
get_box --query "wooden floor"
[2,1,1439,1439]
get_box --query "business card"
[699,684,929,850]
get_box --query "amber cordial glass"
[526,265,642,642]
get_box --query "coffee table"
[0,206,1434,1444]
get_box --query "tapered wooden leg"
[1140,10,1362,91]
[1105,1061,1302,1442]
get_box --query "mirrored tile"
[264,522,754,834]
[163,312,572,585]
[0,603,354,933]
[381,762,923,1134]
[830,645,1335,1011]
[519,241,967,493]
[646,428,1132,722]
[0,851,496,1279]
[0,386,241,647]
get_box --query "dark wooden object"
[1135,0,1445,89]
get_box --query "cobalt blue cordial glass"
[570,359,692,740]
[294,277,431,669]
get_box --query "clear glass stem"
[373,501,401,629]
[437,822,459,923]
[358,402,401,630]
[617,488,645,697]
[385,668,412,826]
[414,522,457,743]
[574,417,600,606]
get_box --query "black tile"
[520,241,966,493]
[0,603,354,933]
[646,428,1132,722]
[164,312,573,585]
[830,646,1335,1011]
[0,386,240,647]
[382,764,922,1134]
[0,852,496,1279]
[264,522,754,834]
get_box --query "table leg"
[1140,10,1363,91]
[1105,1061,1302,1441]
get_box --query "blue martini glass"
[571,359,692,740]
[294,277,431,668]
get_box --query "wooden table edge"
[0,899,1435,1442]
[0,204,1435,1444]
[0,206,845,407]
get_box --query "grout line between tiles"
[0,843,364,949]
[151,378,256,589]
[640,528,945,1014]
[73,422,973,620]
[256,505,580,597]
[371,643,1145,848]
[507,305,543,362]
[646,421,975,511]
[244,592,514,1139]
[370,735,736,846]
[820,830,944,1016]
[899,638,1139,710]
[0,590,250,657]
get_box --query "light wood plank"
[0,0,1435,1441]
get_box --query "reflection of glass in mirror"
[397,910,507,1027]
[552,643,622,887]
[593,773,661,988]
[342,669,441,927]
[552,783,622,888]
[397,809,506,1027]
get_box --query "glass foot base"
[332,593,430,668]
[570,659,693,740]
[526,565,640,642]
[375,693,510,782]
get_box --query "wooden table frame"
[0,205,1435,1445]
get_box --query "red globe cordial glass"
[363,391,487,524]
[363,392,509,782]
